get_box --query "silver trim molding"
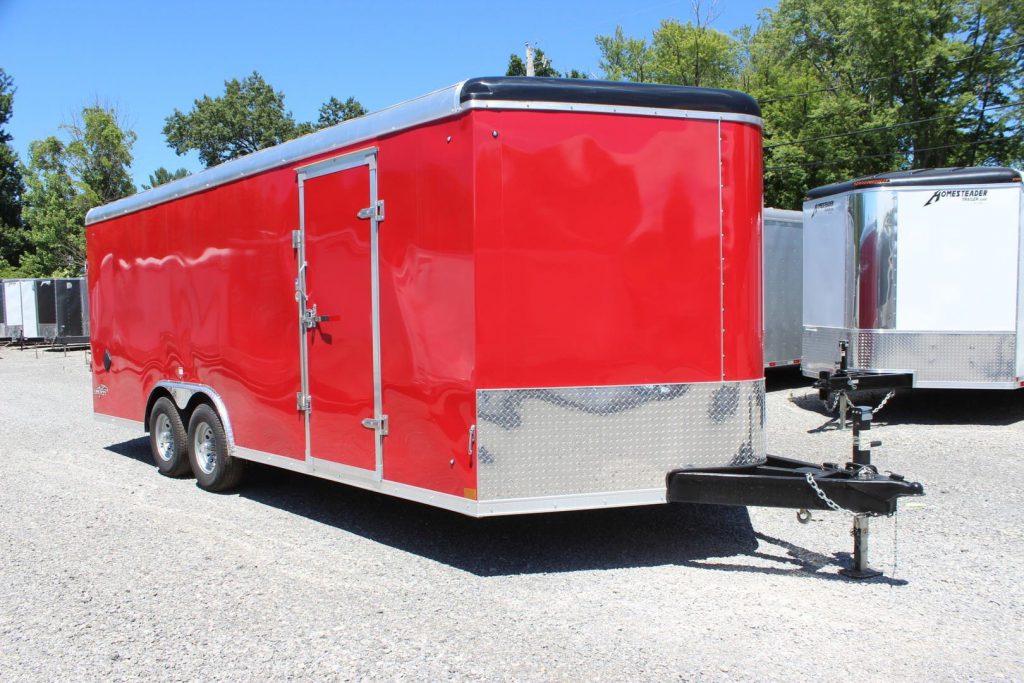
[460,99,763,127]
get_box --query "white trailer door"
[896,186,1019,331]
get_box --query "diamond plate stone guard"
[475,380,766,501]
[802,327,1017,386]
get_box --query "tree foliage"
[162,72,367,167]
[142,166,189,191]
[317,96,367,128]
[596,20,740,87]
[163,72,302,168]
[746,0,1024,207]
[0,68,26,274]
[596,27,655,82]
[17,106,135,276]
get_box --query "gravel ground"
[1,347,1022,681]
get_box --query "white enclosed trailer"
[802,167,1024,390]
[2,279,40,340]
[763,207,803,368]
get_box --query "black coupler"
[667,455,924,516]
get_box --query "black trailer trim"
[460,77,761,117]
[806,166,1021,200]
[667,455,924,515]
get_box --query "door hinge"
[357,199,385,222]
[296,392,311,412]
[291,230,302,249]
[360,414,389,435]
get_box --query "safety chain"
[821,388,895,416]
[872,390,896,415]
[804,472,879,518]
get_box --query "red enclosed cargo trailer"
[87,77,769,515]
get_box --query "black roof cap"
[460,77,761,118]
[806,166,1022,200]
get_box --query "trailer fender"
[145,381,237,455]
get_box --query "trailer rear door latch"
[302,304,330,330]
[296,392,311,412]
[361,415,389,435]
[291,230,302,249]
[357,200,385,222]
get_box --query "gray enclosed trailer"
[802,167,1024,390]
[763,207,803,368]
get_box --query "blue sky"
[0,0,772,187]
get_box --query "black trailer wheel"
[187,403,244,492]
[148,397,191,477]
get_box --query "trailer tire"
[148,397,191,477]
[187,403,244,492]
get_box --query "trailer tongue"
[668,400,924,578]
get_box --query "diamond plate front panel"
[803,326,1018,386]
[475,380,766,501]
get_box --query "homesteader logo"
[811,200,834,217]
[923,188,989,206]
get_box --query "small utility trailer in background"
[803,167,1024,390]
[763,207,802,369]
[52,277,90,347]
[86,77,920,575]
[0,277,89,346]
[2,279,40,342]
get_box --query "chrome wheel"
[154,413,174,462]
[193,421,217,475]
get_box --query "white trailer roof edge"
[764,207,801,221]
[802,174,1024,208]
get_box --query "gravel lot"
[1,347,1022,681]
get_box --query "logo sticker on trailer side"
[923,188,989,206]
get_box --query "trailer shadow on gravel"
[105,436,894,581]
[764,366,813,393]
[790,387,1024,428]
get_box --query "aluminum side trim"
[461,99,763,126]
[228,446,671,517]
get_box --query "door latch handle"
[360,415,389,435]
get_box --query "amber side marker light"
[852,178,891,188]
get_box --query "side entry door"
[296,148,385,478]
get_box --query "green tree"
[744,0,1023,208]
[650,19,742,87]
[163,71,304,168]
[0,68,26,275]
[142,167,189,191]
[595,27,655,82]
[597,20,739,87]
[19,106,135,276]
[316,96,367,128]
